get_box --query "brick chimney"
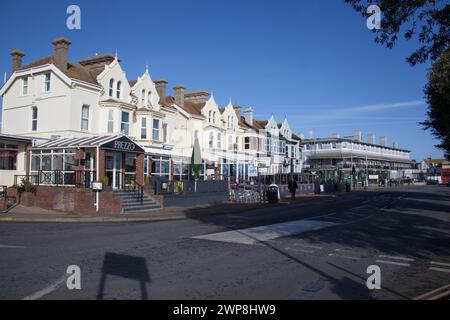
[10,49,25,72]
[154,79,168,101]
[244,107,253,125]
[51,37,71,72]
[184,90,210,104]
[173,85,186,107]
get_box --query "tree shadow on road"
[97,252,151,300]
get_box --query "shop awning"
[33,135,145,154]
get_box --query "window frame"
[44,73,51,92]
[81,105,90,130]
[107,109,114,133]
[141,117,147,140]
[116,81,121,99]
[152,118,160,141]
[31,106,38,131]
[121,111,130,135]
[22,77,29,95]
[109,79,114,97]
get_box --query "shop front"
[29,135,145,190]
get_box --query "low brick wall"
[16,186,122,214]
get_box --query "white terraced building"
[0,37,303,188]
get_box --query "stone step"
[123,204,162,212]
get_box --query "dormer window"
[116,81,121,99]
[208,111,212,123]
[213,112,216,124]
[141,89,146,106]
[109,79,114,97]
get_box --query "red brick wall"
[136,154,144,185]
[18,186,123,214]
[98,149,106,182]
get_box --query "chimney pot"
[51,37,71,72]
[10,49,25,72]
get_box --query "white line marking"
[376,259,411,267]
[293,243,323,250]
[23,274,68,300]
[430,261,450,268]
[329,253,361,260]
[0,244,28,249]
[429,267,450,274]
[285,247,315,253]
[193,219,337,245]
[378,255,414,262]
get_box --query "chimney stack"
[244,107,253,125]
[10,49,25,72]
[331,133,340,139]
[380,136,387,147]
[368,133,375,144]
[173,85,186,107]
[51,37,71,72]
[184,90,210,104]
[154,79,168,102]
[308,129,313,139]
[353,130,362,142]
[233,105,241,117]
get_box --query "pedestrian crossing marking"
[193,219,337,245]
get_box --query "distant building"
[300,134,413,185]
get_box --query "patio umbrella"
[191,137,202,180]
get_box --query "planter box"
[20,192,36,207]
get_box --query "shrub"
[17,180,37,195]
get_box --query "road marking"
[328,253,361,260]
[0,244,28,249]
[430,261,450,268]
[376,259,411,267]
[378,255,414,262]
[285,247,315,253]
[293,243,323,250]
[193,219,337,245]
[429,267,450,274]
[23,274,68,300]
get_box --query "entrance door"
[105,152,123,189]
[113,153,122,189]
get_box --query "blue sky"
[0,0,444,160]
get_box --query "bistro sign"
[101,136,145,153]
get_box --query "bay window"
[121,111,130,135]
[152,119,160,141]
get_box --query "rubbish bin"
[345,178,352,192]
[267,185,279,204]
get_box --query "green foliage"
[145,175,151,186]
[102,175,110,187]
[17,180,37,195]
[421,50,450,159]
[345,0,449,66]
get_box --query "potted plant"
[102,176,112,191]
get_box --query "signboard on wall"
[101,136,145,153]
[248,165,258,177]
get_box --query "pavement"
[0,194,333,223]
[0,185,449,300]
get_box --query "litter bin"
[345,178,352,192]
[267,185,279,204]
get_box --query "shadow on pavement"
[97,252,151,300]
